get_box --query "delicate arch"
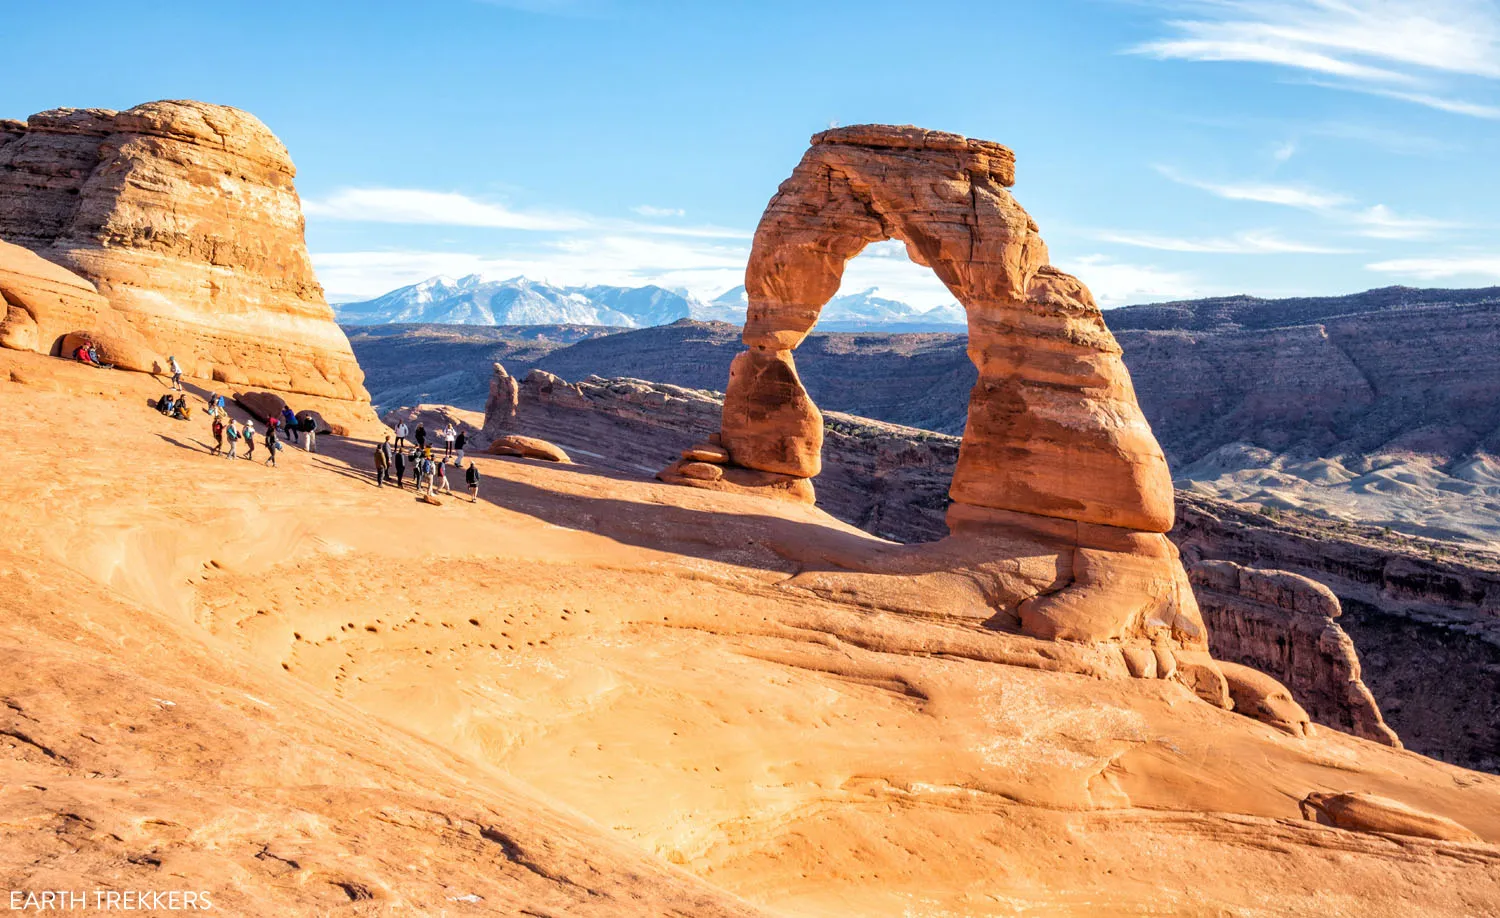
[719,124,1174,533]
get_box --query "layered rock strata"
[0,100,371,425]
[1190,559,1399,746]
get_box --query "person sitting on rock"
[155,394,173,415]
[74,342,98,366]
[172,395,191,420]
[86,343,110,368]
[465,461,480,503]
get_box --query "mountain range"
[334,275,969,331]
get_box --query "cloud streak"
[1366,254,1500,280]
[303,187,749,239]
[1097,229,1354,254]
[1156,167,1459,240]
[1131,1,1500,118]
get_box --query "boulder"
[1218,661,1313,737]
[0,100,374,414]
[677,461,725,482]
[486,435,571,463]
[1300,792,1480,842]
[234,390,289,425]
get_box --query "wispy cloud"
[1155,165,1348,209]
[1157,166,1459,240]
[632,204,687,218]
[303,187,749,239]
[1130,1,1500,117]
[1097,229,1354,254]
[1271,140,1297,163]
[1366,254,1500,280]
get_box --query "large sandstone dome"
[0,99,372,426]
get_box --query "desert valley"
[0,90,1497,918]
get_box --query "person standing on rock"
[210,415,225,456]
[465,461,480,503]
[394,421,409,449]
[281,407,298,445]
[168,355,183,391]
[302,416,318,454]
[266,434,282,468]
[225,418,241,460]
[393,447,407,489]
[243,418,256,461]
[415,423,427,451]
[436,457,452,495]
[374,440,389,487]
[442,425,456,458]
[456,429,467,453]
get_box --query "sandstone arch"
[721,124,1172,532]
[661,126,1225,687]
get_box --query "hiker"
[168,355,183,391]
[243,418,256,460]
[465,461,480,503]
[374,441,389,487]
[452,448,465,468]
[263,421,277,454]
[420,454,436,495]
[281,407,298,445]
[456,429,466,452]
[390,447,404,488]
[302,415,318,453]
[436,457,452,495]
[211,416,225,456]
[442,425,456,458]
[225,418,241,459]
[394,421,409,449]
[415,423,427,450]
[265,432,283,467]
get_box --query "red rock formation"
[1190,559,1399,746]
[667,125,1209,676]
[0,100,372,427]
[483,362,520,433]
[0,240,157,372]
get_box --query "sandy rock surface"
[4,349,1499,916]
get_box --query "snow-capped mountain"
[335,275,706,328]
[335,276,967,331]
[693,285,966,331]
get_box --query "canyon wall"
[0,100,372,426]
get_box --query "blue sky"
[3,0,1499,308]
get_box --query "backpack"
[272,438,284,452]
[227,425,240,441]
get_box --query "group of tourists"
[148,373,487,502]
[390,420,465,457]
[372,428,480,502]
